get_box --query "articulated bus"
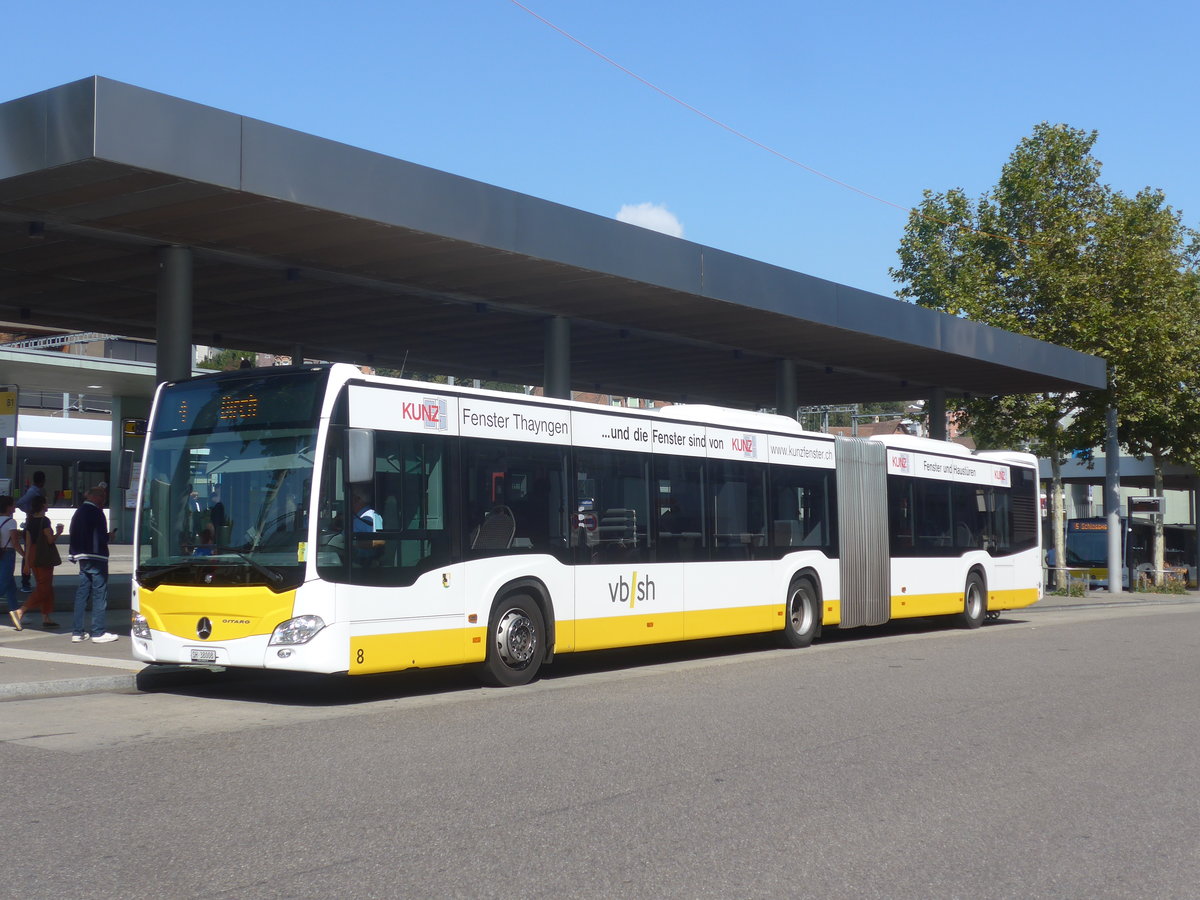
[131,364,1042,685]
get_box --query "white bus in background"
[6,414,113,531]
[130,364,1042,686]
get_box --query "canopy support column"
[156,245,193,385]
[927,388,947,441]
[1105,402,1122,594]
[775,360,797,420]
[544,316,571,400]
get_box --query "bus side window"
[573,447,651,565]
[355,432,452,586]
[706,458,769,560]
[770,466,834,554]
[888,476,915,555]
[952,483,983,550]
[912,479,952,552]
[464,439,569,561]
[653,455,705,563]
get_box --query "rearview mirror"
[346,429,375,484]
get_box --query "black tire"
[480,594,546,687]
[958,572,986,629]
[782,577,820,648]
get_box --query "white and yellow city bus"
[131,364,1042,685]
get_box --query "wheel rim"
[789,588,813,635]
[966,582,983,618]
[495,607,537,668]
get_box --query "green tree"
[1074,191,1200,580]
[893,123,1200,586]
[892,123,1111,583]
[198,348,257,370]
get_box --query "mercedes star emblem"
[197,617,213,640]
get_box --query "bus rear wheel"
[958,572,986,629]
[782,577,819,648]
[480,594,546,687]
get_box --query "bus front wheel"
[958,573,986,629]
[480,594,546,687]
[782,577,820,648]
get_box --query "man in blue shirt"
[68,485,118,643]
[351,489,383,566]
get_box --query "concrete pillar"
[1104,403,1122,594]
[156,245,193,385]
[544,316,571,400]
[109,394,150,546]
[927,388,947,441]
[775,360,797,420]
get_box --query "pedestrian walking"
[68,484,118,644]
[14,470,46,592]
[0,495,24,615]
[10,495,62,630]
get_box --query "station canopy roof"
[0,77,1106,408]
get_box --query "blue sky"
[3,0,1196,298]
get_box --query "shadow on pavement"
[131,614,1028,707]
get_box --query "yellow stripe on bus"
[350,628,486,674]
[138,583,295,641]
[821,587,1040,626]
[889,587,1041,619]
[573,604,782,651]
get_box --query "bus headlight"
[131,614,151,639]
[269,615,326,646]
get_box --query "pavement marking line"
[0,647,144,671]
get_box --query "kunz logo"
[401,398,448,430]
[607,571,655,608]
[732,433,757,458]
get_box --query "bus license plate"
[189,648,218,663]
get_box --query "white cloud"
[615,202,684,238]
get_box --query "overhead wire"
[505,0,1030,247]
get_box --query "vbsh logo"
[401,397,448,431]
[607,571,656,608]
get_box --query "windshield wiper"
[138,553,285,589]
[138,561,199,589]
[218,549,285,586]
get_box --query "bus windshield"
[1065,522,1110,567]
[136,368,327,590]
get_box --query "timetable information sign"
[0,385,16,442]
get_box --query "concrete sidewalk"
[0,544,148,700]
[3,576,1199,702]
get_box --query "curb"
[0,664,216,702]
[0,672,139,701]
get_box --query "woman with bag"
[9,495,62,630]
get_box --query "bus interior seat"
[773,520,801,547]
[598,508,637,545]
[955,522,974,547]
[471,505,516,550]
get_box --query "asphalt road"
[3,603,1199,899]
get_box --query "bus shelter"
[0,78,1109,541]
